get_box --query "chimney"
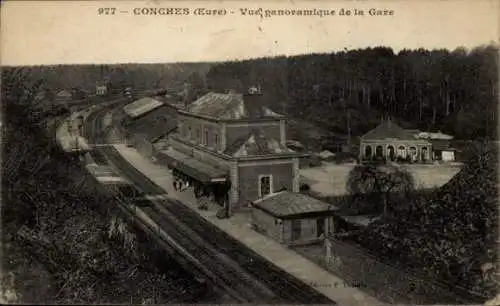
[244,85,264,118]
[183,82,190,108]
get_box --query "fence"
[324,236,483,304]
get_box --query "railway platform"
[112,143,383,306]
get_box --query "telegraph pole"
[347,108,351,152]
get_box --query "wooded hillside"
[204,45,498,139]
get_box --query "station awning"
[159,149,228,184]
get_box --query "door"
[291,219,302,241]
[317,218,325,237]
[259,175,272,198]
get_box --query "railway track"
[84,103,275,303]
[102,146,334,304]
[82,99,336,304]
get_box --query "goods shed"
[250,191,339,246]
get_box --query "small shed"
[430,139,456,162]
[250,191,339,246]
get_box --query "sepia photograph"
[1,0,499,305]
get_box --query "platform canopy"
[159,149,228,184]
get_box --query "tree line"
[14,44,498,140]
[203,45,498,140]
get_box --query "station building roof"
[186,92,283,120]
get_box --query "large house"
[360,119,431,162]
[359,119,456,162]
[154,87,304,215]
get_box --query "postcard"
[1,0,499,305]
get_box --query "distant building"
[71,88,87,100]
[414,131,456,162]
[250,191,337,246]
[120,96,178,159]
[55,90,72,103]
[359,119,432,162]
[96,80,110,96]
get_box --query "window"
[196,128,200,142]
[259,175,272,198]
[204,128,209,146]
[317,218,325,237]
[291,219,302,241]
[214,134,219,148]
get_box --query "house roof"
[415,131,454,140]
[186,92,283,120]
[361,119,428,142]
[123,97,164,119]
[224,129,295,157]
[56,90,72,97]
[252,191,338,218]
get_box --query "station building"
[155,88,304,214]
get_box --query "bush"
[216,208,228,219]
[357,145,498,300]
[299,156,322,168]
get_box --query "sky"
[1,0,498,66]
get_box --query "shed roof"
[252,191,338,218]
[430,139,452,150]
[56,90,72,97]
[123,97,164,119]
[339,215,381,227]
[123,104,178,142]
[186,92,283,120]
[127,117,177,143]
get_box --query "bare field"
[300,162,463,197]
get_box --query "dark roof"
[125,111,177,143]
[361,119,428,142]
[252,191,338,218]
[224,129,295,157]
[431,139,452,150]
[186,92,283,120]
